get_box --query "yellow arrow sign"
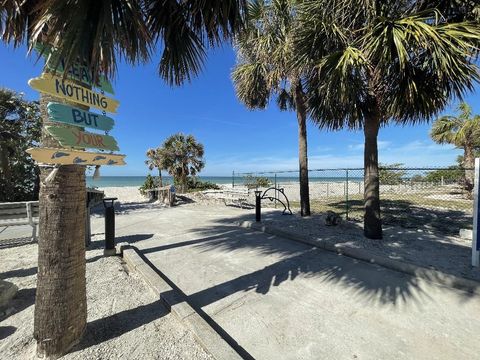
[27,147,126,166]
[28,74,119,113]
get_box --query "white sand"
[0,237,212,360]
[97,186,147,204]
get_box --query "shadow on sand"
[71,300,168,352]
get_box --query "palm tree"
[160,133,205,192]
[431,102,480,192]
[1,1,245,357]
[145,147,166,187]
[293,0,480,239]
[231,0,311,216]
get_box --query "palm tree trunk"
[34,93,87,358]
[363,112,382,239]
[158,169,163,187]
[294,83,311,217]
[464,144,475,193]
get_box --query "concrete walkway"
[102,204,480,360]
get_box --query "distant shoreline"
[87,175,363,188]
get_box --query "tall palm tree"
[231,0,311,216]
[293,0,480,239]
[431,102,480,192]
[1,1,245,357]
[160,133,205,192]
[145,147,166,186]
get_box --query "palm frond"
[306,46,368,129]
[232,62,270,109]
[1,0,246,83]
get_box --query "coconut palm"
[145,147,167,186]
[160,133,205,192]
[431,102,480,192]
[293,0,480,239]
[232,0,311,216]
[1,1,245,357]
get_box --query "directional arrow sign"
[28,74,119,113]
[47,103,114,131]
[27,147,126,166]
[34,43,114,94]
[46,126,119,152]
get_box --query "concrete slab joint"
[121,246,242,360]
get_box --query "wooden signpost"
[28,45,125,168]
[46,126,119,151]
[47,103,114,131]
[28,74,119,113]
[27,147,126,166]
[34,43,114,94]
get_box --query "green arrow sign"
[48,103,114,131]
[46,126,119,152]
[34,43,114,94]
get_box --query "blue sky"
[1,43,479,176]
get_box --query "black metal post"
[103,197,117,256]
[232,171,235,188]
[255,190,262,222]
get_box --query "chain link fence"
[232,167,474,235]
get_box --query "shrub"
[243,175,272,189]
[139,174,160,195]
[425,167,464,183]
[187,177,220,191]
[379,163,406,185]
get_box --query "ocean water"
[86,176,232,188]
[86,175,362,188]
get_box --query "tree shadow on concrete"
[87,234,154,250]
[71,300,168,352]
[138,209,479,312]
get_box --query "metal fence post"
[232,171,235,188]
[345,169,349,220]
[473,158,480,267]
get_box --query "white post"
[473,158,480,267]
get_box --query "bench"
[0,201,39,240]
[218,188,251,208]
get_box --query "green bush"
[187,177,220,191]
[139,174,160,195]
[410,174,425,182]
[243,175,272,189]
[379,163,406,185]
[425,167,464,183]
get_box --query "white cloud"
[203,139,462,175]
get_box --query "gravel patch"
[0,239,212,360]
